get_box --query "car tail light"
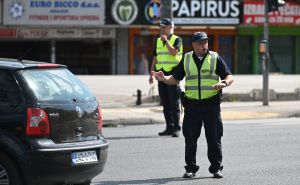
[26,108,50,136]
[97,105,103,131]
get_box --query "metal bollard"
[136,89,142,105]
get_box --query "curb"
[141,90,300,103]
[102,111,300,127]
[103,118,163,126]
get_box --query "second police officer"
[149,18,183,137]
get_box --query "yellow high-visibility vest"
[155,35,182,72]
[184,51,220,100]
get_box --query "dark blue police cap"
[192,32,209,42]
[160,18,174,27]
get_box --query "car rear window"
[20,68,96,103]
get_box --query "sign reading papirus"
[243,1,300,25]
[172,0,242,25]
[3,0,105,26]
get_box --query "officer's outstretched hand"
[212,82,226,90]
[151,71,165,82]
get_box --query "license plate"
[71,150,98,165]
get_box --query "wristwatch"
[221,80,228,87]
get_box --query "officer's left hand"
[212,82,226,90]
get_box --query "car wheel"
[0,153,22,185]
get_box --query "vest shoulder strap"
[184,51,194,78]
[208,51,218,76]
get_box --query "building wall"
[1,0,299,75]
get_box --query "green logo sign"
[112,0,138,25]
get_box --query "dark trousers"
[182,103,223,173]
[158,81,180,131]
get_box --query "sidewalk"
[101,101,300,126]
[76,75,300,126]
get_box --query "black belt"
[184,96,221,105]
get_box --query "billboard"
[105,0,161,26]
[105,0,242,26]
[3,0,105,26]
[173,0,243,25]
[243,1,300,25]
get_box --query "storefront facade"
[237,0,300,74]
[127,0,300,75]
[129,27,237,74]
[0,0,116,74]
[0,27,116,74]
[126,0,242,74]
[0,0,299,75]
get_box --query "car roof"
[0,58,66,70]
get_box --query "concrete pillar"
[116,28,129,74]
[50,40,56,64]
[160,0,173,19]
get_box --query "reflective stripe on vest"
[155,35,182,72]
[184,51,220,100]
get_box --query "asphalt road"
[92,118,300,185]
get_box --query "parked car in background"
[0,58,108,185]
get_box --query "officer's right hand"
[160,34,167,41]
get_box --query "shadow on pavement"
[105,135,161,140]
[93,176,214,185]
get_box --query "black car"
[0,58,108,185]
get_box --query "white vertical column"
[51,40,56,64]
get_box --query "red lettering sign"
[243,1,300,25]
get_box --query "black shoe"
[213,170,223,178]
[183,171,195,178]
[158,130,172,136]
[209,165,223,178]
[172,130,180,137]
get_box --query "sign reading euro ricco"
[3,0,105,26]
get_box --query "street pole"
[160,0,173,19]
[262,0,269,106]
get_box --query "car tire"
[0,153,23,185]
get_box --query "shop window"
[132,35,156,75]
[237,36,253,74]
[0,41,50,62]
[218,36,234,73]
[269,36,293,74]
[180,35,193,54]
[56,41,112,75]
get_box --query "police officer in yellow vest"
[152,32,233,178]
[149,18,183,137]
